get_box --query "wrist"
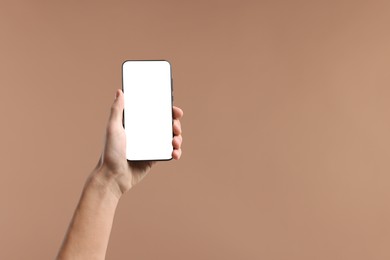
[87,165,124,201]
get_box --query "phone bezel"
[121,60,174,162]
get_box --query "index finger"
[173,106,184,119]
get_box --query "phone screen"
[122,60,173,161]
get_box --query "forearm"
[57,167,121,260]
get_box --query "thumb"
[109,89,124,125]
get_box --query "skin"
[56,89,183,260]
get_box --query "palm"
[103,124,154,192]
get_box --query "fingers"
[172,133,182,160]
[172,107,183,160]
[172,148,182,160]
[173,119,182,135]
[109,89,124,125]
[172,135,182,149]
[173,106,183,119]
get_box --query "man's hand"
[94,89,184,198]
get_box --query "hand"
[93,89,183,197]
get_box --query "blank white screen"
[122,60,173,161]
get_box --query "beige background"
[1,1,390,259]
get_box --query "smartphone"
[122,60,173,161]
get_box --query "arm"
[56,89,183,260]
